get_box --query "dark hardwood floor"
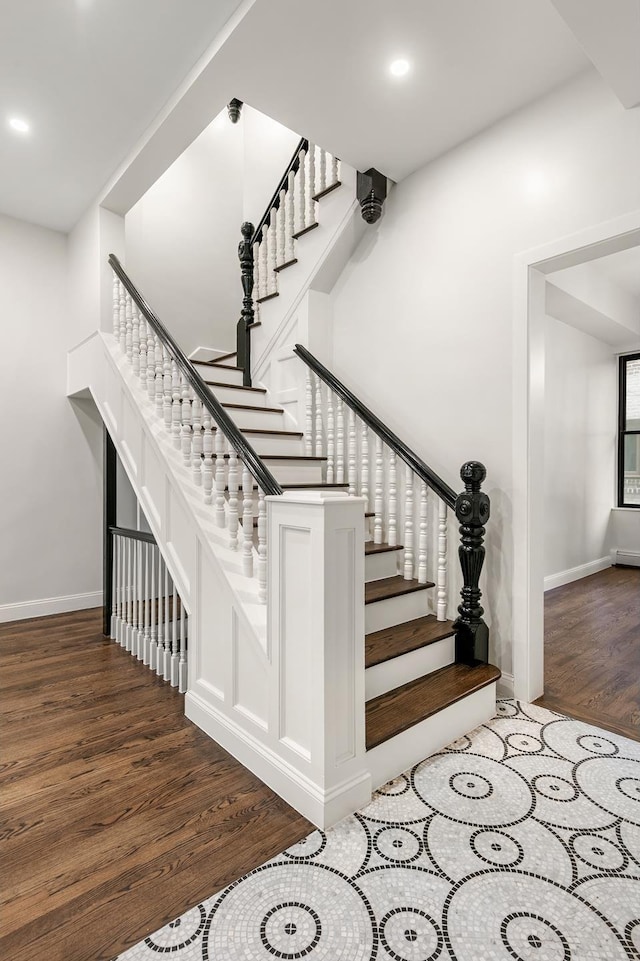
[0,609,311,961]
[536,566,640,741]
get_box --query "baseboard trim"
[544,556,611,592]
[185,690,371,829]
[0,591,103,624]
[611,549,640,568]
[496,672,514,698]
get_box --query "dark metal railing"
[109,254,283,497]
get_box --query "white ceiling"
[0,0,244,231]
[3,0,635,234]
[594,246,640,298]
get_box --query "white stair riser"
[367,682,497,790]
[194,362,244,386]
[224,407,286,431]
[365,590,430,634]
[207,384,268,407]
[245,435,304,457]
[365,635,455,701]
[269,463,325,485]
[365,550,401,582]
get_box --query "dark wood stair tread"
[247,321,261,329]
[365,542,403,555]
[274,258,297,273]
[365,615,455,669]
[219,428,302,438]
[366,662,501,750]
[313,181,341,201]
[205,381,267,393]
[220,453,327,461]
[256,291,279,304]
[229,483,349,493]
[292,222,319,240]
[222,402,284,414]
[365,576,433,605]
[210,350,236,364]
[199,362,243,372]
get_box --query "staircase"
[68,132,500,828]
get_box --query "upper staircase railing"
[294,344,491,665]
[109,254,282,601]
[236,139,341,384]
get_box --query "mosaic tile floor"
[116,701,640,960]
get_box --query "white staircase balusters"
[110,536,118,639]
[276,190,286,267]
[253,241,261,312]
[156,553,165,676]
[228,446,240,550]
[404,465,414,580]
[305,368,313,456]
[153,336,163,412]
[125,294,133,364]
[267,208,277,295]
[388,451,397,547]
[138,315,148,392]
[142,542,151,663]
[149,542,157,670]
[318,147,327,195]
[119,282,127,353]
[257,489,267,603]
[326,389,335,483]
[147,326,157,402]
[286,170,295,263]
[112,276,120,340]
[242,461,254,578]
[329,153,339,187]
[171,360,182,449]
[374,436,384,544]
[437,499,448,621]
[214,426,226,524]
[130,540,138,654]
[180,378,193,466]
[348,407,356,496]
[314,374,323,458]
[259,232,268,300]
[162,348,172,429]
[171,582,179,688]
[360,422,369,506]
[418,483,428,584]
[202,413,214,506]
[163,563,171,680]
[191,397,202,485]
[131,303,140,377]
[306,143,316,226]
[336,398,345,484]
[296,147,306,233]
[179,602,187,694]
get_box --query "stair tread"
[365,575,433,605]
[198,362,243,372]
[220,428,303,438]
[222,402,284,414]
[313,181,341,201]
[205,381,267,393]
[366,662,501,750]
[211,350,237,364]
[292,221,319,240]
[220,453,327,461]
[365,615,455,668]
[256,291,279,304]
[228,483,349,493]
[365,542,404,556]
[274,258,297,273]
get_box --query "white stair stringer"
[67,331,371,829]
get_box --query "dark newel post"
[357,168,388,224]
[103,428,117,636]
[227,98,243,123]
[237,221,255,387]
[453,461,490,664]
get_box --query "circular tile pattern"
[260,902,321,959]
[379,907,443,961]
[505,732,543,754]
[373,826,422,864]
[470,829,524,868]
[531,773,578,803]
[575,756,640,825]
[144,905,207,952]
[570,832,627,872]
[500,913,569,961]
[283,831,326,861]
[377,774,411,796]
[413,754,534,827]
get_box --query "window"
[618,352,640,507]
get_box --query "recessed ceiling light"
[389,59,410,78]
[9,117,30,134]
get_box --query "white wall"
[543,316,616,579]
[0,214,103,618]
[125,105,300,357]
[329,69,640,676]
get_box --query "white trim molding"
[0,590,103,624]
[611,549,640,568]
[544,556,612,592]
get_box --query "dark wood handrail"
[251,137,308,246]
[109,254,283,496]
[293,344,457,509]
[110,525,156,544]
